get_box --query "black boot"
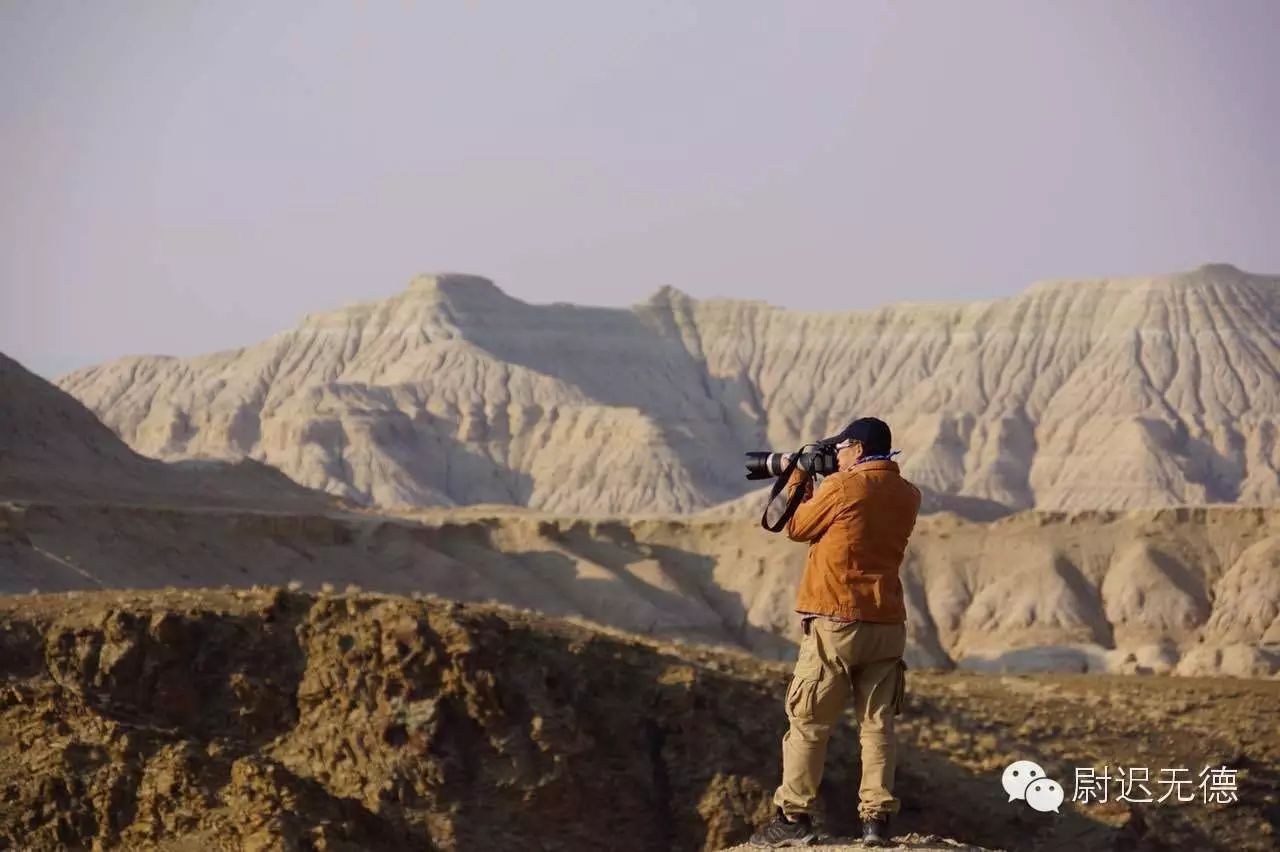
[749,808,817,847]
[861,814,891,847]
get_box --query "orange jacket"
[785,459,921,623]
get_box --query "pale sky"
[3,1,1278,378]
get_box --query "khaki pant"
[773,619,907,821]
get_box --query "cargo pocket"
[891,659,908,716]
[785,652,825,721]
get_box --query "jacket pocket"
[891,659,908,716]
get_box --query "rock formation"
[3,589,1276,851]
[3,348,1277,676]
[0,353,328,511]
[3,499,1276,678]
[55,264,1280,516]
[0,589,976,851]
[2,345,1278,849]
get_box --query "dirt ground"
[718,833,991,851]
[873,669,1279,851]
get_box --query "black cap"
[822,417,892,455]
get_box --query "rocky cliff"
[56,264,1280,515]
[0,589,978,851]
[2,590,1276,851]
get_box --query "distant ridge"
[0,352,328,510]
[57,265,1280,515]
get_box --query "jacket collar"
[846,459,899,473]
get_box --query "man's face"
[836,439,863,470]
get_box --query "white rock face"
[56,265,1280,515]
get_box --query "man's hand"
[786,467,814,501]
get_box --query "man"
[750,417,922,848]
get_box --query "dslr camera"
[742,441,838,532]
[743,443,839,481]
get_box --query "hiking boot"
[749,808,817,847]
[861,814,891,847]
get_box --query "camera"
[744,442,840,532]
[744,443,839,481]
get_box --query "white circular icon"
[1001,760,1046,801]
[1025,778,1065,813]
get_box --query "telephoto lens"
[744,452,792,480]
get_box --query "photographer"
[750,417,922,849]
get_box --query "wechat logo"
[1001,760,1064,813]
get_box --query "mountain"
[3,588,1276,851]
[56,264,1280,516]
[0,353,330,510]
[7,349,1274,677]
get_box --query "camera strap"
[760,451,813,533]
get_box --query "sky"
[2,1,1278,378]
